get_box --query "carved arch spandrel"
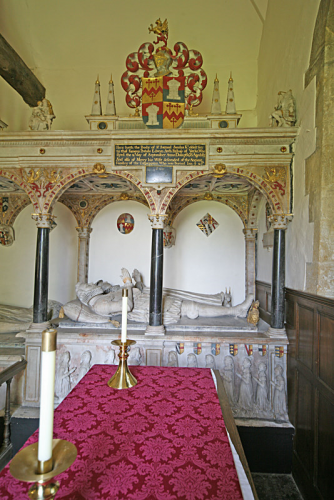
[59,193,148,228]
[3,195,31,226]
[0,169,40,210]
[159,167,289,216]
[47,169,156,215]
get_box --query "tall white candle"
[121,288,128,343]
[38,329,57,469]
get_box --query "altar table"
[0,365,249,499]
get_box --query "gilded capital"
[76,226,93,238]
[243,228,258,240]
[268,213,292,230]
[31,213,56,229]
[148,214,167,229]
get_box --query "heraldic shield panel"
[142,76,185,129]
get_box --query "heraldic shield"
[142,76,185,129]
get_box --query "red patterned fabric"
[0,365,243,499]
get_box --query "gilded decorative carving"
[211,163,227,178]
[92,163,108,178]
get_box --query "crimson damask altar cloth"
[0,365,243,499]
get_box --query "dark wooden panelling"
[297,304,314,370]
[285,287,334,500]
[317,393,334,500]
[319,313,334,389]
[255,280,271,324]
[295,371,314,474]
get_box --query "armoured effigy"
[61,268,254,325]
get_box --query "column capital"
[243,228,258,239]
[268,213,293,230]
[76,226,93,238]
[31,213,56,229]
[148,214,167,229]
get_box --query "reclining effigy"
[61,268,254,325]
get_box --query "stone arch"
[59,193,148,228]
[247,190,263,230]
[168,196,248,228]
[160,169,285,216]
[46,169,156,214]
[0,170,39,210]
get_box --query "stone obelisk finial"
[91,75,102,116]
[226,72,236,114]
[211,74,222,115]
[105,74,116,115]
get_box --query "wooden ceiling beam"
[0,33,45,107]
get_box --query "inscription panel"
[115,144,206,167]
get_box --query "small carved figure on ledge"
[29,98,55,130]
[269,90,296,127]
[205,354,216,369]
[247,300,260,325]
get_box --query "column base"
[145,324,165,336]
[266,326,287,339]
[26,321,51,333]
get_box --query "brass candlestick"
[107,339,138,389]
[10,439,77,499]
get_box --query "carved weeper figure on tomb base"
[55,351,76,399]
[77,350,92,382]
[128,346,144,366]
[237,358,254,411]
[220,356,235,405]
[254,362,269,411]
[187,353,198,368]
[271,364,288,421]
[167,351,178,367]
[205,354,216,369]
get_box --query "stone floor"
[252,473,303,500]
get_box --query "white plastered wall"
[256,0,319,289]
[89,200,246,305]
[0,0,266,131]
[0,203,77,307]
[89,201,152,287]
[164,202,245,306]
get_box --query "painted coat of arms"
[121,18,207,129]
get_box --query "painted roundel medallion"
[117,213,134,234]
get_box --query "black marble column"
[271,228,285,329]
[33,227,49,323]
[149,228,164,327]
